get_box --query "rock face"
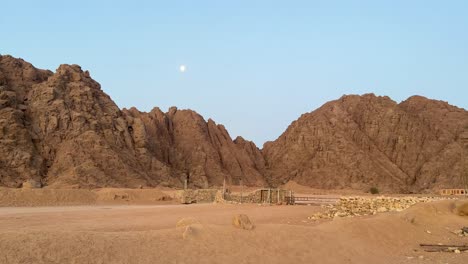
[122,108,265,188]
[1,55,467,192]
[0,55,265,188]
[0,56,52,187]
[263,94,468,192]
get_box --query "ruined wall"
[177,188,290,204]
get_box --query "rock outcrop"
[122,108,265,188]
[263,94,468,192]
[0,55,265,188]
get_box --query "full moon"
[179,65,186,73]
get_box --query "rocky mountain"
[263,94,468,192]
[122,107,265,188]
[0,55,265,188]
[1,55,467,192]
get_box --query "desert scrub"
[369,187,379,195]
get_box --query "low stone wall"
[225,191,259,204]
[308,196,451,220]
[439,189,468,195]
[226,189,289,204]
[196,189,219,203]
[177,188,290,204]
[177,189,219,204]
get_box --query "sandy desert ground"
[0,190,467,264]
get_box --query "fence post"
[223,177,226,200]
[268,188,271,204]
[240,179,243,204]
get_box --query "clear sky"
[1,0,467,146]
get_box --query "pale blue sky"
[1,0,467,146]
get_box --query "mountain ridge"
[1,54,467,192]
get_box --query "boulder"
[21,179,41,189]
[176,217,200,228]
[182,225,196,240]
[232,214,255,230]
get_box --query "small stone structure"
[439,189,468,196]
[177,189,219,204]
[225,189,289,204]
[177,188,290,204]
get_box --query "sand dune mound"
[455,200,468,216]
[94,188,173,204]
[0,188,173,206]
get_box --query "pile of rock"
[21,179,42,189]
[308,196,443,220]
[452,227,468,237]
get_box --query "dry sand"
[0,188,176,207]
[0,196,467,264]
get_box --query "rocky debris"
[452,228,468,237]
[21,179,41,189]
[176,217,200,228]
[420,244,468,253]
[308,196,446,220]
[232,214,255,230]
[263,93,468,193]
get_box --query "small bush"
[369,187,379,195]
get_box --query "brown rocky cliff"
[0,55,265,188]
[263,94,468,192]
[0,56,52,187]
[122,108,266,188]
[1,55,467,192]
[24,63,160,188]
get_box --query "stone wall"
[177,189,219,204]
[226,189,289,204]
[308,196,451,220]
[177,188,290,204]
[439,189,468,195]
